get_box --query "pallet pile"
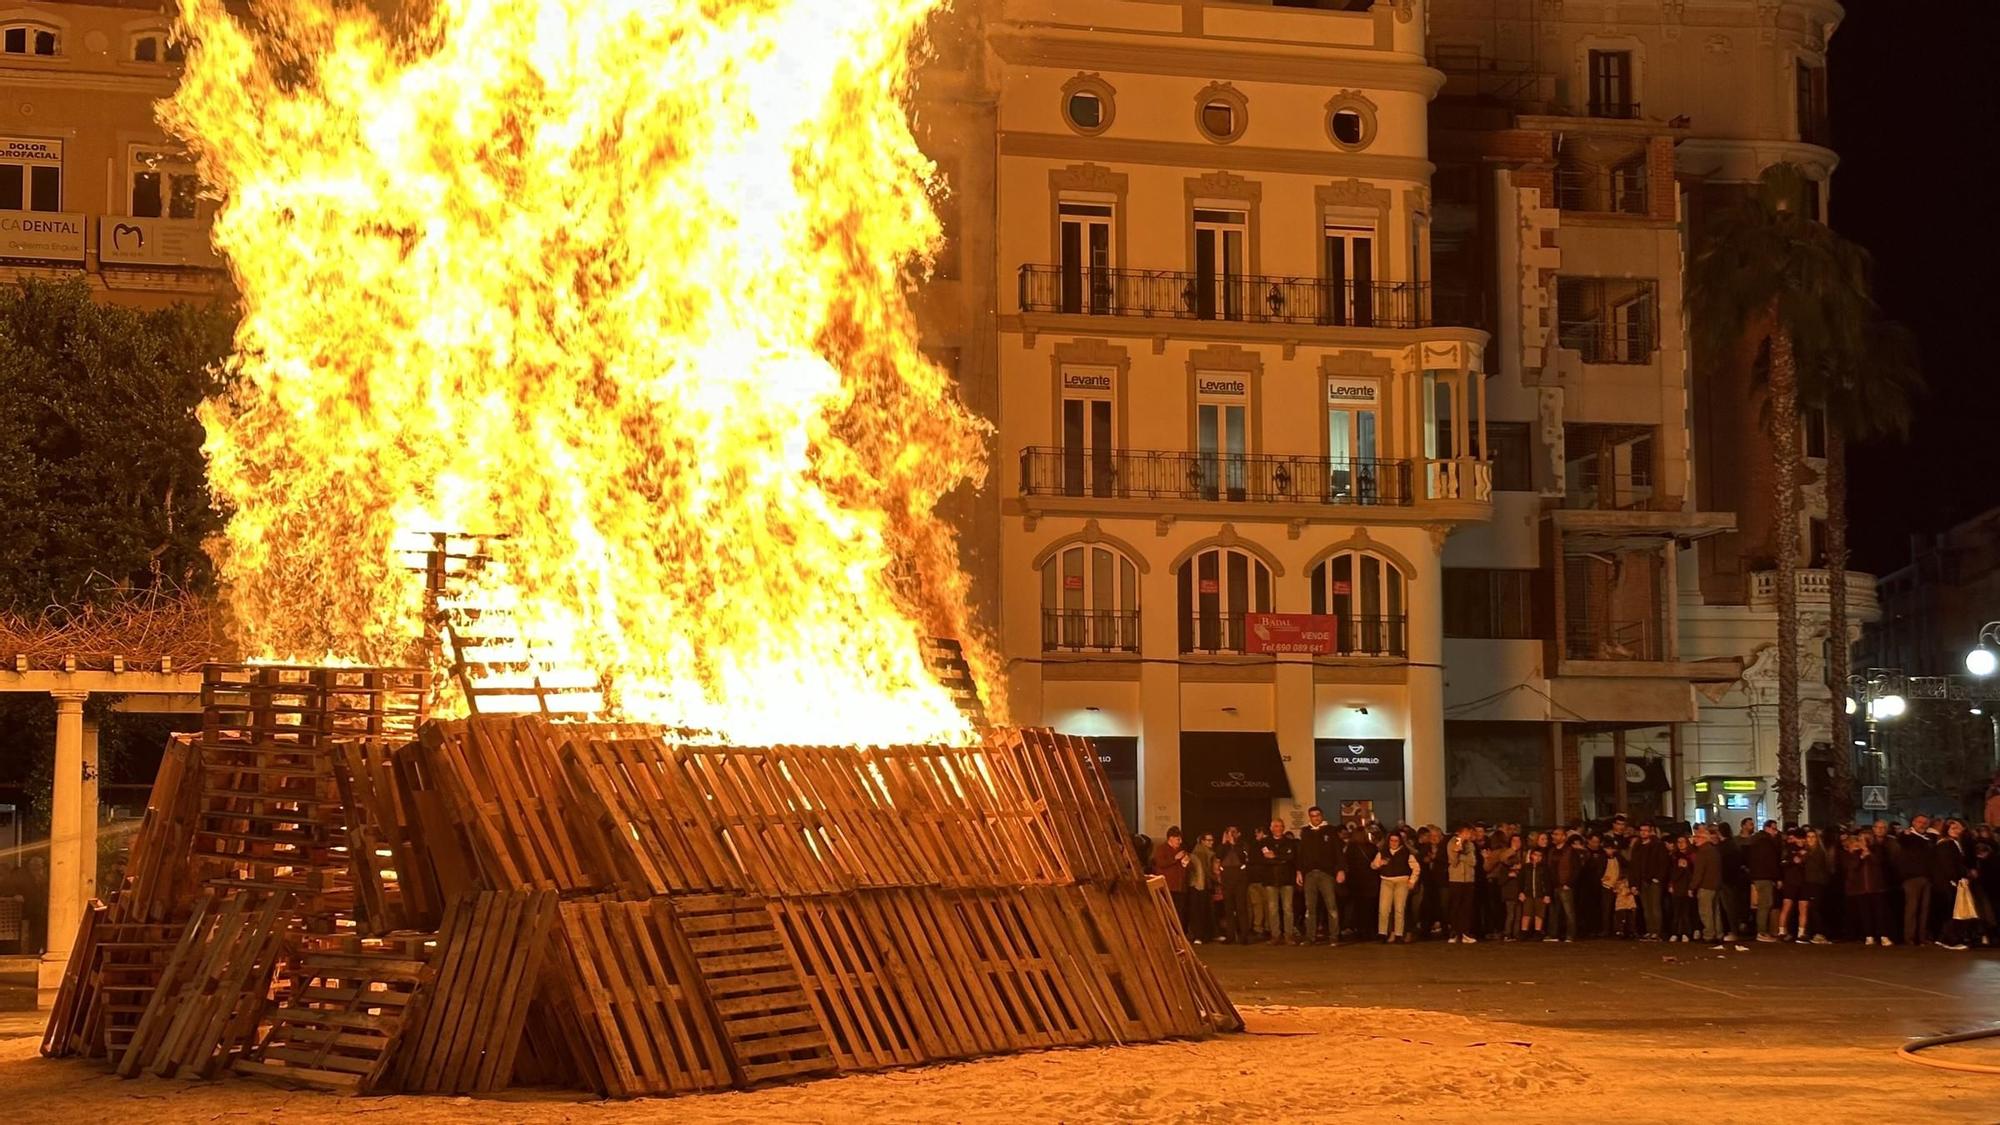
[44,661,1238,1100]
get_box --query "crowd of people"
[1141,809,2000,950]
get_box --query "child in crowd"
[1520,846,1551,941]
[1613,879,1638,938]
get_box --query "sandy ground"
[6,1001,1998,1123]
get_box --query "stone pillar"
[1668,722,1686,823]
[41,691,87,990]
[1407,541,1447,826]
[1138,662,1180,835]
[81,720,100,905]
[1612,728,1630,816]
[1274,656,1315,822]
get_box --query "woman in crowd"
[1372,831,1419,942]
[1668,834,1697,942]
[1843,831,1893,946]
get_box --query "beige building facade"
[0,0,225,305]
[980,0,1493,835]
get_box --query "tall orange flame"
[164,0,988,745]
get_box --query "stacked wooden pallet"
[43,665,1238,1102]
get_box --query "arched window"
[1177,547,1272,653]
[1,21,58,56]
[1041,544,1139,652]
[1311,550,1407,656]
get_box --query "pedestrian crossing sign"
[1862,785,1889,810]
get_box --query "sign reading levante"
[1326,380,1378,405]
[1244,612,1339,655]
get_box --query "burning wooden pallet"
[43,663,1238,1101]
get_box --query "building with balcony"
[1427,0,1859,827]
[983,0,1492,834]
[0,1,225,306]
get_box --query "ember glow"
[164,0,988,744]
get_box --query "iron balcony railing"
[1556,319,1656,365]
[1042,609,1140,653]
[1180,612,1408,657]
[1565,617,1663,662]
[1563,470,1658,512]
[1555,167,1649,216]
[1585,100,1642,121]
[1018,265,1437,329]
[1020,446,1415,507]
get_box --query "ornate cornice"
[988,32,1447,98]
[1002,130,1434,184]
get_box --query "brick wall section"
[1647,136,1679,222]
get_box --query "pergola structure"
[1,595,223,991]
[1,666,204,990]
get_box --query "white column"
[41,691,87,990]
[81,719,100,905]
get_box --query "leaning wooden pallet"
[118,889,292,1080]
[390,889,557,1093]
[235,942,430,1093]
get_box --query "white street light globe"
[1968,646,1998,678]
[1845,696,1858,716]
[1876,694,1908,720]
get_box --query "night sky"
[1829,0,2000,574]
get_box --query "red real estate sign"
[1244,612,1339,655]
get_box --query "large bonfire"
[164,0,988,746]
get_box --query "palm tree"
[1807,320,1921,822]
[1689,164,1872,825]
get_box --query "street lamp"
[1848,669,1907,793]
[1966,621,2000,677]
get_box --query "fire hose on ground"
[1899,1026,2000,1075]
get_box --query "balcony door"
[1059,376,1115,498]
[1195,376,1248,501]
[1193,208,1247,321]
[1588,50,1633,117]
[1059,201,1113,315]
[1321,220,1375,326]
[1326,384,1379,503]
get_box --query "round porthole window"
[1324,93,1379,151]
[1194,83,1248,144]
[1060,73,1116,136]
[1068,92,1103,130]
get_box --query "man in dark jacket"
[1344,827,1381,939]
[1746,819,1786,941]
[1628,823,1671,940]
[1895,817,1937,947]
[1692,827,1725,945]
[1296,806,1343,944]
[1549,829,1586,941]
[1257,819,1300,944]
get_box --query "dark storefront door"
[1088,736,1139,833]
[1179,731,1291,838]
[1314,738,1405,827]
